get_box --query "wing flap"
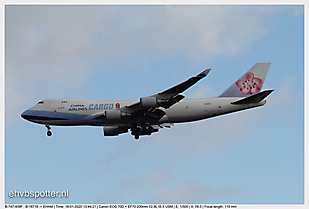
[160,95,185,108]
[135,109,166,120]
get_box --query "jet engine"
[140,97,164,108]
[103,126,128,136]
[105,110,130,120]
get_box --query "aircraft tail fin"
[219,63,271,97]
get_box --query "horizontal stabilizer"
[231,90,274,105]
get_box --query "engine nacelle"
[140,97,162,108]
[105,110,121,120]
[105,110,130,120]
[103,126,128,136]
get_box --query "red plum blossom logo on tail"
[236,72,262,95]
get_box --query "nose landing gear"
[45,125,52,137]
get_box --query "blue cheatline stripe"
[22,115,68,121]
[22,110,92,120]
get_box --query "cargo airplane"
[21,63,273,140]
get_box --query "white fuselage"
[21,97,266,126]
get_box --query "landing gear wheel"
[45,125,52,137]
[134,135,139,140]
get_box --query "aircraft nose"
[21,110,31,120]
[21,111,27,120]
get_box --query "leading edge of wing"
[154,68,211,99]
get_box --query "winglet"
[198,69,211,78]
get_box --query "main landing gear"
[131,124,157,140]
[45,125,52,137]
[131,124,141,140]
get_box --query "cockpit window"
[37,101,44,104]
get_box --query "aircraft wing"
[125,69,210,110]
[94,69,211,122]
[117,69,210,121]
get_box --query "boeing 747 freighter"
[21,63,273,140]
